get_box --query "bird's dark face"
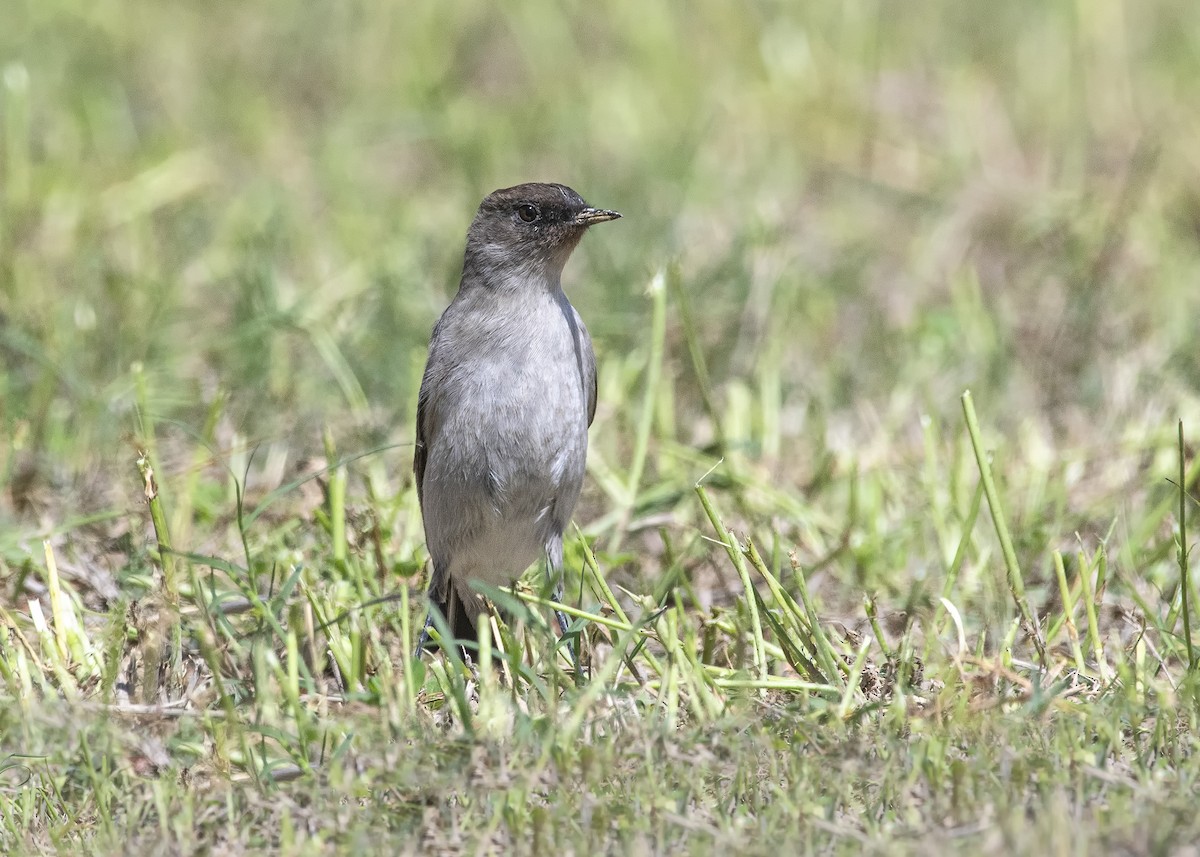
[464,182,620,282]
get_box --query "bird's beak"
[574,207,622,226]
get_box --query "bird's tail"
[429,584,480,650]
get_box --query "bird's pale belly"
[422,357,588,584]
[446,514,547,587]
[428,434,584,585]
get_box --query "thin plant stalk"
[961,390,1046,666]
[1180,420,1194,672]
[696,485,768,684]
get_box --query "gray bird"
[414,182,620,657]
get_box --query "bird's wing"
[413,391,428,504]
[574,307,598,427]
[413,317,445,504]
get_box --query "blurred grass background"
[5,0,1198,491]
[4,0,1200,852]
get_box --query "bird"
[413,182,621,660]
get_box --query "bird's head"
[463,182,620,286]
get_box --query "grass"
[4,0,1200,853]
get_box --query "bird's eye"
[516,204,539,223]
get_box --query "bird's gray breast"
[420,288,592,577]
